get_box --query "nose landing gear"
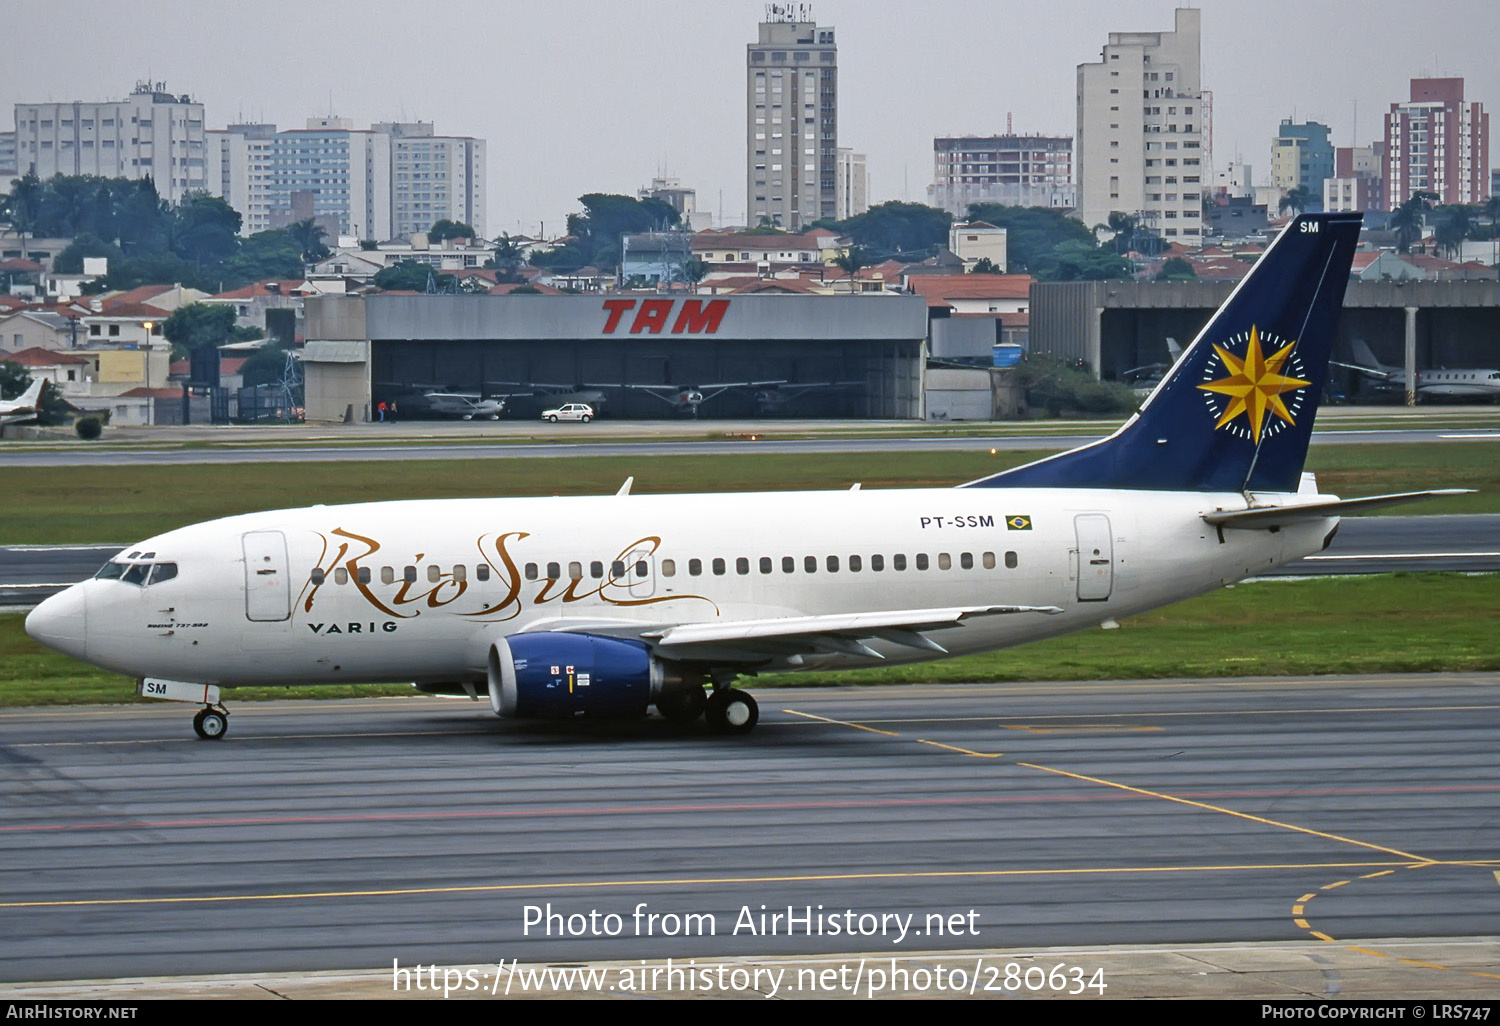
[137,679,231,740]
[192,706,229,740]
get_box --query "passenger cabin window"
[525,563,539,581]
[568,562,583,581]
[782,556,795,573]
[760,557,773,574]
[826,555,839,572]
[804,556,817,573]
[358,567,371,584]
[1005,551,1018,569]
[404,566,417,583]
[689,559,702,576]
[916,554,930,571]
[982,552,996,570]
[871,554,885,571]
[334,567,349,585]
[712,558,726,576]
[961,552,974,570]
[634,561,647,578]
[736,557,750,575]
[452,565,466,583]
[938,553,951,571]
[893,554,907,571]
[612,560,627,578]
[310,569,326,585]
[427,565,441,583]
[476,565,490,582]
[849,555,862,572]
[660,559,675,577]
[546,562,561,580]
[382,566,395,584]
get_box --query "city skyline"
[4,0,1497,237]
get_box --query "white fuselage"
[33,486,1335,689]
[1418,369,1500,398]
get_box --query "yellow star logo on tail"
[1197,325,1310,442]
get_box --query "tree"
[53,233,125,275]
[1433,204,1476,258]
[970,257,1003,274]
[373,260,455,292]
[964,205,1097,272]
[1391,191,1437,253]
[171,193,241,266]
[1155,256,1197,281]
[429,219,477,243]
[1279,186,1315,216]
[220,229,303,284]
[833,246,868,291]
[163,303,238,360]
[827,201,950,258]
[1030,239,1133,282]
[287,218,330,263]
[491,233,526,282]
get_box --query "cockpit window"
[95,559,177,586]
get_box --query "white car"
[541,403,594,423]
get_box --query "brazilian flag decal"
[1006,515,1032,531]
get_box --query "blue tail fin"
[966,212,1362,493]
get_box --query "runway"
[2,425,1497,467]
[1,673,1497,994]
[5,515,1495,605]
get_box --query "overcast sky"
[6,1,1497,237]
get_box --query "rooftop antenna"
[1006,111,1013,135]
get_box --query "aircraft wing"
[638,605,1062,661]
[1203,489,1473,529]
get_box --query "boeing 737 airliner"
[25,214,1463,739]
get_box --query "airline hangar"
[301,293,928,421]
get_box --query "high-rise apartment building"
[0,132,17,183]
[269,118,390,241]
[835,148,868,220]
[12,82,206,204]
[206,124,278,234]
[928,134,1074,216]
[376,122,486,240]
[1270,120,1333,199]
[1384,78,1489,209]
[208,119,486,241]
[747,6,837,230]
[1076,8,1208,243]
[1322,145,1384,214]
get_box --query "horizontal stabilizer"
[1202,489,1473,529]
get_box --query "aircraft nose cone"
[25,585,87,661]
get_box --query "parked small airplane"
[1335,339,1500,401]
[24,214,1467,741]
[615,380,787,418]
[752,381,864,416]
[486,383,610,415]
[1123,337,1184,397]
[0,376,47,428]
[422,391,506,420]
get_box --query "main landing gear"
[656,685,759,734]
[192,705,229,740]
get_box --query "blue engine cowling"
[487,633,656,719]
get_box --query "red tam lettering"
[601,299,636,333]
[630,299,674,334]
[671,299,729,334]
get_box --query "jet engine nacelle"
[487,633,659,719]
